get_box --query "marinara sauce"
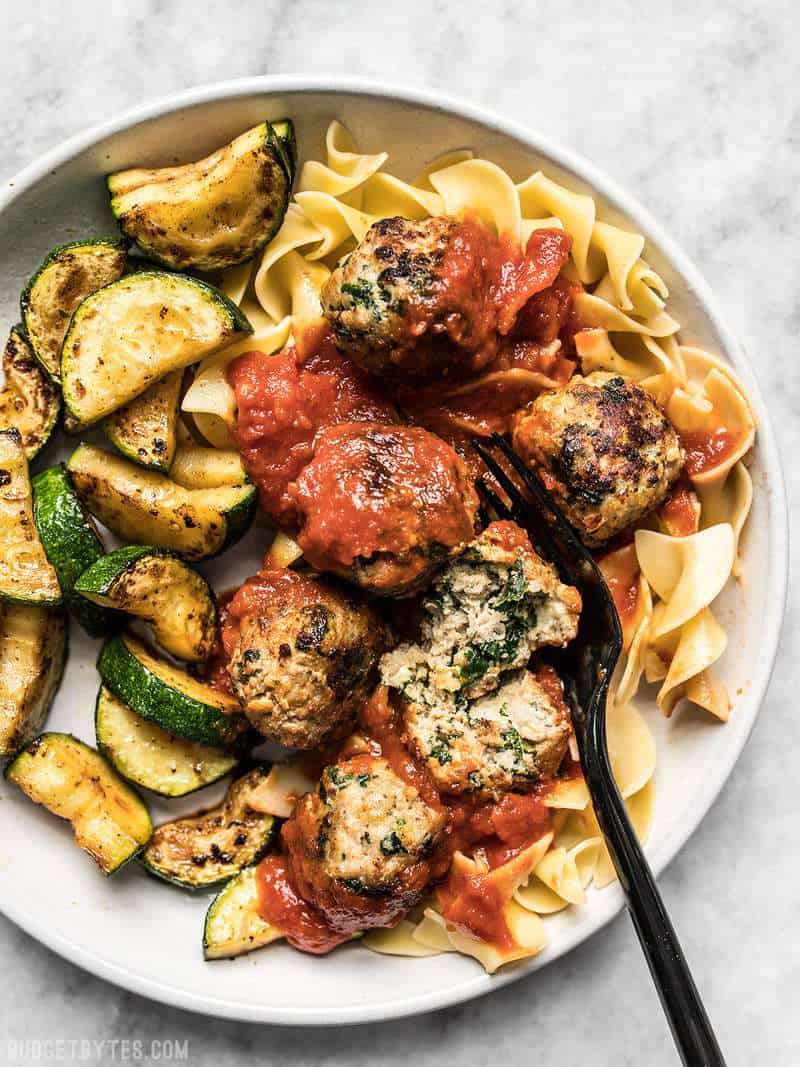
[679,427,744,479]
[597,543,641,644]
[657,480,700,537]
[256,855,350,955]
[398,235,580,436]
[227,324,396,526]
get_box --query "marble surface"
[1,0,796,1063]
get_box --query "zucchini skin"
[203,865,283,960]
[0,326,61,460]
[94,686,239,798]
[269,119,297,183]
[216,484,257,553]
[0,605,68,758]
[76,545,217,663]
[61,272,251,428]
[20,237,128,382]
[5,731,152,875]
[31,464,113,637]
[97,634,245,747]
[75,544,165,597]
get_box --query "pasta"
[187,120,755,973]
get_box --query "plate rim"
[0,74,789,1026]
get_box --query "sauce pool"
[597,544,640,644]
[680,427,743,478]
[256,855,350,955]
[658,481,700,537]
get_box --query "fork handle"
[587,752,726,1066]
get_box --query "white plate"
[0,77,788,1025]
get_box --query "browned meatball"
[322,215,543,379]
[222,566,387,749]
[282,754,447,934]
[512,372,684,546]
[288,422,479,597]
[322,215,459,375]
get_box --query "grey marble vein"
[1,0,798,1063]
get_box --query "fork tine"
[476,480,513,521]
[475,435,623,660]
[486,433,589,562]
[473,440,564,567]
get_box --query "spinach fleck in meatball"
[282,755,447,933]
[380,522,577,797]
[401,668,572,798]
[223,567,388,749]
[512,372,684,547]
[322,215,517,379]
[381,521,581,703]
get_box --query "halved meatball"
[381,521,581,702]
[322,216,572,379]
[402,669,571,797]
[512,372,684,546]
[222,567,388,749]
[282,755,447,933]
[288,422,479,597]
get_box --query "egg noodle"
[183,121,755,971]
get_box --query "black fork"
[474,434,726,1067]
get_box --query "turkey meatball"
[222,566,388,749]
[381,521,581,702]
[288,422,479,597]
[322,216,458,373]
[512,372,684,547]
[401,668,572,798]
[282,755,447,933]
[322,216,572,379]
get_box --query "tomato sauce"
[256,855,350,955]
[398,337,576,437]
[596,544,640,647]
[228,324,396,525]
[679,427,743,478]
[218,564,323,660]
[436,858,516,951]
[658,480,700,537]
[288,422,477,573]
[397,234,578,436]
[434,791,552,949]
[493,227,575,335]
[443,791,552,869]
[512,273,581,345]
[403,221,571,372]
